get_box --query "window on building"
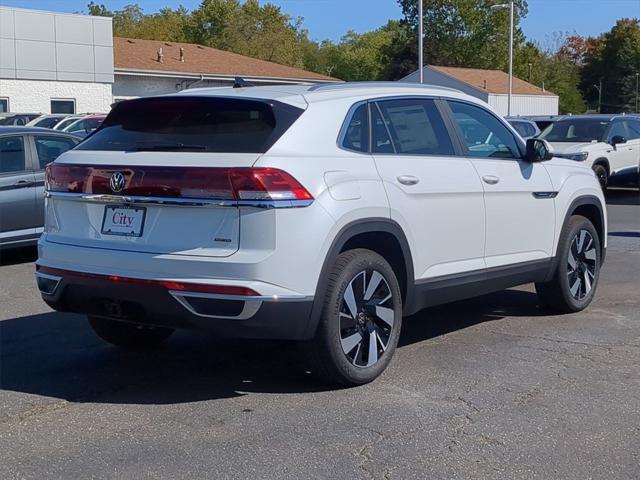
[0,98,8,113]
[51,99,76,114]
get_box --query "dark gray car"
[0,127,80,249]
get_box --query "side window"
[371,105,394,153]
[608,121,628,141]
[375,98,454,155]
[626,120,640,140]
[510,121,529,137]
[341,104,369,153]
[33,136,77,169]
[0,136,26,174]
[448,101,521,159]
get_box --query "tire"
[88,316,174,348]
[302,249,403,386]
[535,215,601,313]
[592,164,608,191]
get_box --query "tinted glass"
[78,97,304,153]
[375,99,454,155]
[371,105,394,153]
[341,104,369,152]
[540,119,609,143]
[509,121,530,137]
[51,100,75,114]
[0,136,26,173]
[608,121,628,141]
[0,99,7,113]
[626,120,640,140]
[448,101,521,159]
[34,136,77,169]
[55,117,79,130]
[33,116,64,129]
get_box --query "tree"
[396,0,528,72]
[581,19,640,113]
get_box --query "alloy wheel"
[567,229,597,300]
[339,270,396,368]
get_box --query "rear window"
[77,97,304,153]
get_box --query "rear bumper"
[36,267,315,340]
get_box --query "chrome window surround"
[45,191,313,209]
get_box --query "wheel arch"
[304,218,416,338]
[561,195,606,264]
[592,158,610,174]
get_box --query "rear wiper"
[131,143,207,152]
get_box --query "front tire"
[535,215,601,313]
[88,316,174,348]
[302,249,403,386]
[592,164,608,191]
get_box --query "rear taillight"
[45,164,313,205]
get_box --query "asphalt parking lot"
[1,189,638,479]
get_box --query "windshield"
[540,119,609,143]
[77,97,304,153]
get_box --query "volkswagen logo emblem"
[109,172,126,193]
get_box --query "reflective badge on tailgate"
[101,205,146,237]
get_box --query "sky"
[1,0,638,46]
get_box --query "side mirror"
[611,135,627,146]
[525,138,554,162]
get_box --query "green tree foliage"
[581,19,640,113]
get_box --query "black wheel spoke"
[340,268,396,368]
[567,229,597,300]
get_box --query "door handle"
[11,180,34,188]
[482,175,500,185]
[397,175,420,186]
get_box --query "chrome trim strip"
[532,191,558,199]
[35,272,62,295]
[169,291,313,320]
[45,191,313,209]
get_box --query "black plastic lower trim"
[41,275,314,340]
[412,258,552,310]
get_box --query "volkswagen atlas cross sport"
[36,83,607,386]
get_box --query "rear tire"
[88,316,174,348]
[592,164,608,191]
[535,215,601,313]
[302,249,403,386]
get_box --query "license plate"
[101,205,146,237]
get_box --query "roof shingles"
[432,65,555,96]
[113,37,334,82]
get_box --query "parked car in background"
[539,114,640,190]
[506,117,541,139]
[26,114,73,129]
[37,83,606,385]
[61,114,106,138]
[526,115,562,131]
[0,127,80,249]
[53,115,82,131]
[0,112,42,126]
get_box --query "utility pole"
[528,63,532,82]
[489,2,515,116]
[594,80,602,114]
[418,0,424,84]
[636,72,640,113]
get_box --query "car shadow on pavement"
[606,188,640,206]
[0,289,543,405]
[0,246,37,266]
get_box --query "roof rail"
[307,81,460,93]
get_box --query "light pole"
[490,2,514,116]
[418,0,424,84]
[594,80,602,114]
[636,72,640,113]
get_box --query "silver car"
[0,127,80,249]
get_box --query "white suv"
[539,114,640,190]
[36,83,607,385]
